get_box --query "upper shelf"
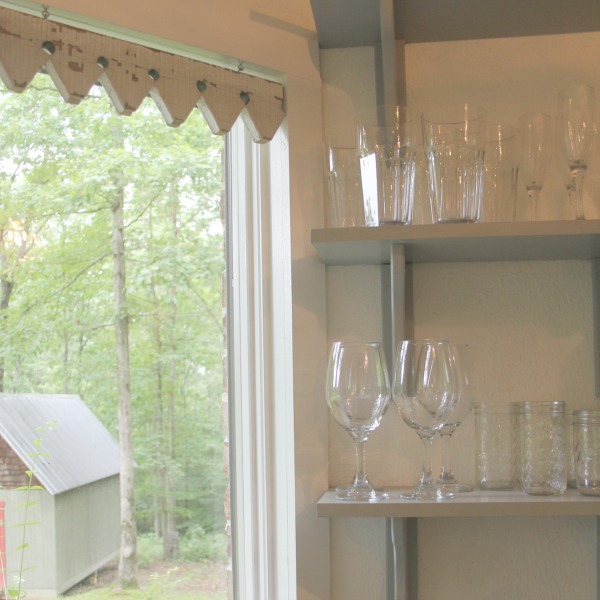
[311,220,600,266]
[317,489,600,518]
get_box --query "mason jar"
[518,401,566,496]
[572,409,600,496]
[474,402,516,490]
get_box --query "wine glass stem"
[572,168,587,220]
[419,435,435,487]
[526,189,540,221]
[354,440,368,485]
[439,432,455,482]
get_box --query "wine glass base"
[334,484,389,502]
[438,482,473,494]
[399,485,455,501]
[436,476,474,494]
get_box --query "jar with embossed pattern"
[518,401,566,496]
[573,409,600,496]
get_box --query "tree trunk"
[0,276,14,392]
[112,189,138,589]
[164,198,179,559]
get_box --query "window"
[0,4,299,599]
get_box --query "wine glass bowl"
[393,339,458,500]
[326,340,391,501]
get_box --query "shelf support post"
[390,243,410,353]
[387,244,417,600]
[387,517,418,600]
[594,258,600,398]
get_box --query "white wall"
[322,34,600,600]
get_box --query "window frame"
[0,2,329,598]
[226,119,297,600]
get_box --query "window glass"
[0,72,230,598]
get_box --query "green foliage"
[0,74,227,563]
[136,533,163,568]
[179,526,227,562]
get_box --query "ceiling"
[310,0,600,48]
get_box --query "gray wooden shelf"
[317,489,600,518]
[311,220,600,265]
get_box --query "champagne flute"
[554,116,578,219]
[519,113,552,221]
[557,84,597,220]
[436,344,474,494]
[392,339,458,500]
[326,341,391,501]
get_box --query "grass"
[62,591,224,600]
[58,558,229,600]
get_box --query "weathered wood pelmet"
[0,6,285,141]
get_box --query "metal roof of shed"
[0,393,119,495]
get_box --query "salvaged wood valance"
[0,6,285,142]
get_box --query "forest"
[0,72,228,569]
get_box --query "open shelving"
[313,219,600,521]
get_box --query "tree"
[0,73,227,580]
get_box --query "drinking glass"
[482,123,519,222]
[357,105,419,225]
[518,113,552,221]
[554,118,577,219]
[421,104,486,223]
[325,135,365,227]
[393,339,458,500]
[557,84,597,220]
[326,341,391,501]
[437,344,474,494]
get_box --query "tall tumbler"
[474,402,516,490]
[325,139,365,228]
[357,105,418,226]
[518,401,567,496]
[573,409,600,496]
[482,123,519,223]
[422,104,487,223]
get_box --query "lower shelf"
[317,488,600,518]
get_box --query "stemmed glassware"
[557,84,597,220]
[326,340,391,501]
[436,344,474,494]
[554,116,578,219]
[392,339,458,500]
[519,113,552,221]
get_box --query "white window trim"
[227,119,296,600]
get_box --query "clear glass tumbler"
[573,409,600,496]
[357,105,418,226]
[325,138,365,228]
[518,401,567,496]
[422,103,487,223]
[474,402,516,490]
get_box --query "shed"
[0,393,120,598]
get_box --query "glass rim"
[474,401,515,413]
[518,400,565,412]
[421,103,486,125]
[356,104,418,127]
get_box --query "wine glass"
[557,84,597,220]
[392,339,458,500]
[326,340,391,501]
[436,344,474,494]
[554,116,578,219]
[518,113,552,221]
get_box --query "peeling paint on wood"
[0,6,285,141]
